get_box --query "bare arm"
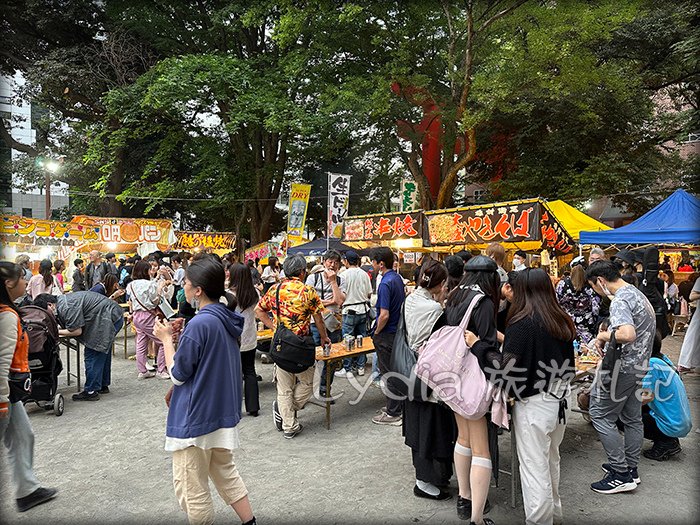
[690,290,700,302]
[255,307,275,331]
[374,308,390,335]
[58,327,83,337]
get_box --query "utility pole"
[45,171,51,219]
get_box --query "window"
[22,207,32,218]
[473,189,488,201]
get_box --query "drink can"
[356,335,363,347]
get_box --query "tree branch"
[0,121,39,156]
[478,0,529,33]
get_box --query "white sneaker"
[145,362,156,372]
[138,371,156,380]
[345,370,353,379]
[357,367,365,376]
[156,372,171,380]
[334,369,349,378]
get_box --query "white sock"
[470,456,492,524]
[416,479,440,496]
[454,443,472,499]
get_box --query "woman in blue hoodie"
[154,256,256,525]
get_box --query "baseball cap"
[343,250,360,265]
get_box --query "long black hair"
[446,257,500,321]
[186,257,237,311]
[0,261,23,312]
[228,262,258,311]
[39,258,53,287]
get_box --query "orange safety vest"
[0,304,30,374]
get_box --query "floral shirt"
[258,278,322,336]
[555,277,601,345]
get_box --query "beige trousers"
[172,446,248,525]
[275,366,315,432]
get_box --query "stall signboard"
[287,183,312,241]
[401,179,419,211]
[342,211,423,242]
[175,231,236,251]
[1,215,100,246]
[539,207,575,254]
[244,242,284,263]
[403,252,416,264]
[328,173,351,239]
[70,215,174,245]
[426,202,539,246]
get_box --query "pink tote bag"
[416,293,507,427]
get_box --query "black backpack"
[636,247,670,338]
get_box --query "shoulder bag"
[387,302,430,401]
[416,293,504,422]
[601,327,622,372]
[270,283,317,373]
[315,273,342,333]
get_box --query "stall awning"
[579,189,700,246]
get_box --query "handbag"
[270,283,317,373]
[387,303,430,400]
[314,273,342,333]
[601,327,622,372]
[416,292,500,421]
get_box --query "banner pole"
[327,172,331,252]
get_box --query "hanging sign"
[328,173,351,239]
[539,207,575,254]
[342,211,423,242]
[175,231,236,250]
[287,183,312,241]
[426,202,539,246]
[400,179,419,211]
[70,215,174,245]
[1,215,99,246]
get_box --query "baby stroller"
[18,305,64,416]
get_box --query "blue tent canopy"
[579,189,700,245]
[286,238,356,256]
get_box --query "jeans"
[83,317,124,393]
[0,402,41,499]
[311,324,342,396]
[240,350,260,414]
[372,330,402,417]
[341,312,368,372]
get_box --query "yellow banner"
[287,183,311,241]
[70,215,174,245]
[175,231,236,250]
[1,215,99,245]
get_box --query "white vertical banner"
[328,173,351,239]
[400,179,419,211]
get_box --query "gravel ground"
[0,328,698,525]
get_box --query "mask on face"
[598,278,613,299]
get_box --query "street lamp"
[39,157,62,219]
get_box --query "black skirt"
[402,399,457,460]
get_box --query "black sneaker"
[283,424,303,439]
[643,444,682,462]
[16,487,58,512]
[72,391,100,401]
[413,484,451,500]
[272,400,283,432]
[457,496,491,520]
[98,386,110,394]
[469,519,494,525]
[601,463,641,484]
[591,469,637,494]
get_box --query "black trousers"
[241,350,260,414]
[373,330,403,417]
[617,405,679,448]
[412,449,453,486]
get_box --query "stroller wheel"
[53,394,64,416]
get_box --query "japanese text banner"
[426,202,540,246]
[342,211,423,242]
[287,183,311,241]
[328,174,351,239]
[175,231,236,250]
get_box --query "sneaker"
[376,406,388,415]
[590,469,637,494]
[372,412,402,426]
[601,463,641,484]
[138,371,156,380]
[642,444,682,462]
[457,496,491,520]
[72,390,100,401]
[16,487,58,512]
[371,379,382,389]
[469,519,494,525]
[357,366,365,376]
[413,484,451,500]
[272,400,283,432]
[334,369,349,377]
[145,361,156,372]
[283,424,303,439]
[98,386,110,394]
[155,371,171,380]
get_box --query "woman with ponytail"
[153,257,256,525]
[0,262,58,512]
[27,259,61,299]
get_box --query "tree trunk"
[102,146,125,216]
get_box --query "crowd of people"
[1,242,697,525]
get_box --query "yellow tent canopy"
[544,200,611,242]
